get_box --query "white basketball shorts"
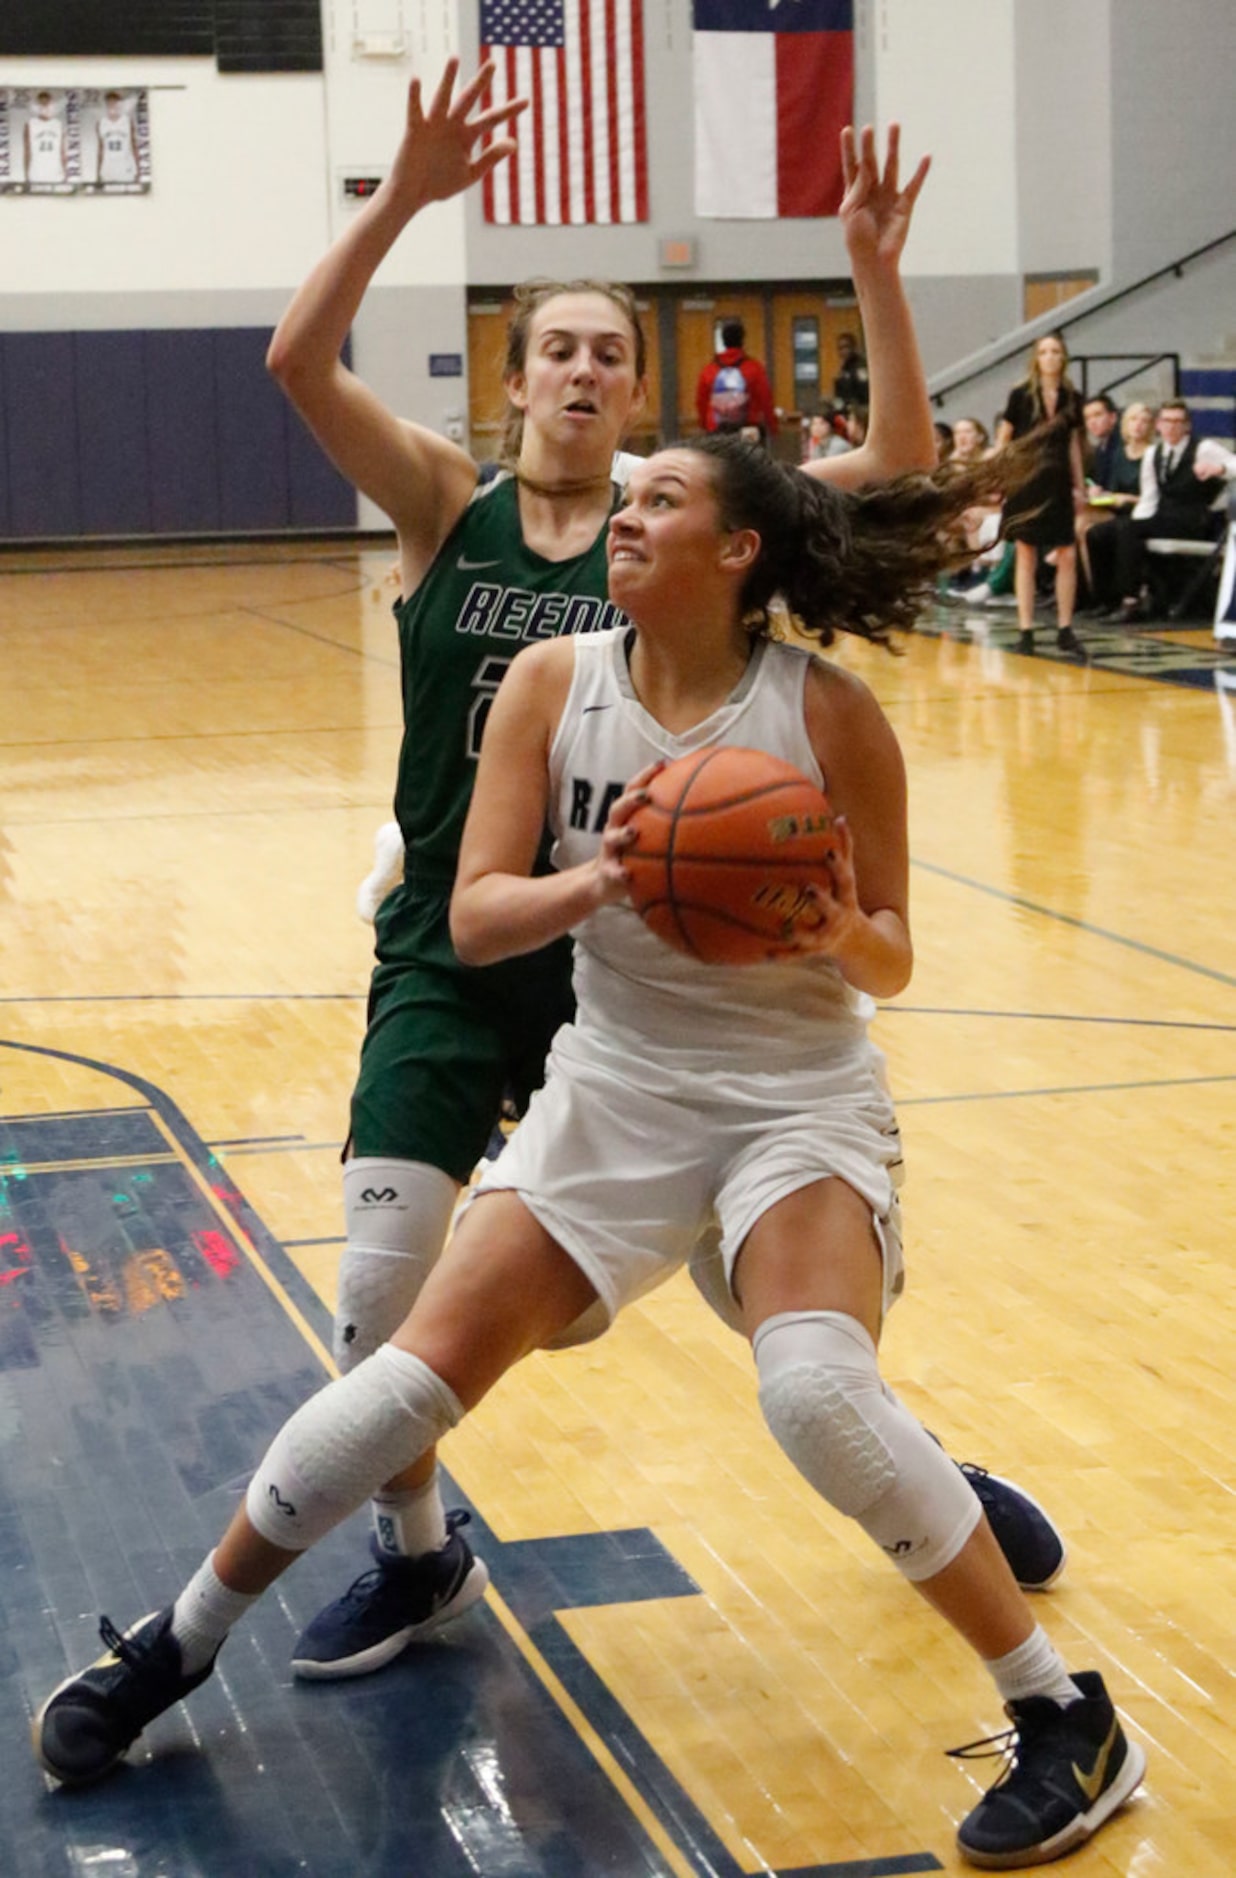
[471,1022,906,1335]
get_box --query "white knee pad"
[335,1159,459,1372]
[246,1344,463,1551]
[754,1311,980,1582]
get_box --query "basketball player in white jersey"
[33,432,1144,1871]
[24,92,66,186]
[96,92,138,185]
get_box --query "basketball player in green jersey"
[266,60,1065,1680]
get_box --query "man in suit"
[1098,400,1220,621]
[1083,393,1127,490]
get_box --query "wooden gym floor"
[1,539,1233,1877]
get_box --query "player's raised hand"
[387,59,527,211]
[838,123,930,271]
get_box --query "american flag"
[480,0,648,225]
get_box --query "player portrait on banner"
[0,87,151,194]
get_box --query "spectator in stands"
[1119,401,1156,467]
[833,330,869,408]
[934,420,954,462]
[1076,401,1152,608]
[804,404,851,460]
[1090,399,1220,623]
[1082,395,1128,490]
[696,320,778,442]
[944,418,1015,607]
[995,332,1087,656]
[843,404,869,450]
[951,416,990,464]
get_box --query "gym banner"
[0,87,151,193]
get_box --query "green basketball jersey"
[392,474,625,881]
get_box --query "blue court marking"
[0,1040,946,1878]
[911,858,1236,988]
[208,1133,310,1146]
[919,608,1236,690]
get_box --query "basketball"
[624,745,837,965]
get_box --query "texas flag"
[693,0,853,218]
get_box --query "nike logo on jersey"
[581,704,614,714]
[457,555,502,570]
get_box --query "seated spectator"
[1195,437,1236,482]
[832,330,869,408]
[950,416,990,464]
[1082,394,1127,490]
[1112,401,1155,496]
[943,417,1014,607]
[843,404,869,450]
[1088,400,1222,622]
[1076,401,1152,604]
[803,403,852,461]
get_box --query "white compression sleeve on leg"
[754,1310,980,1583]
[246,1345,463,1551]
[335,1159,459,1372]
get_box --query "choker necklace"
[513,467,614,498]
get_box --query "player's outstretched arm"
[804,123,934,492]
[267,60,526,578]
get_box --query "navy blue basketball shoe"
[958,1462,1067,1592]
[292,1508,489,1680]
[952,1670,1146,1866]
[34,1608,217,1785]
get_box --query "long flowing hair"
[685,432,1049,650]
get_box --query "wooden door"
[1023,273,1098,323]
[771,296,865,425]
[467,297,514,465]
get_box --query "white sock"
[171,1551,260,1674]
[987,1623,1080,1709]
[371,1472,448,1559]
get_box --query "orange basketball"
[624,745,837,965]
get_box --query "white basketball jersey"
[99,117,136,182]
[27,116,65,183]
[547,628,866,1081]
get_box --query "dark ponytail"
[685,430,1050,649]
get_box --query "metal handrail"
[1076,352,1180,400]
[930,225,1236,404]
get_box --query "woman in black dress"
[995,331,1086,656]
